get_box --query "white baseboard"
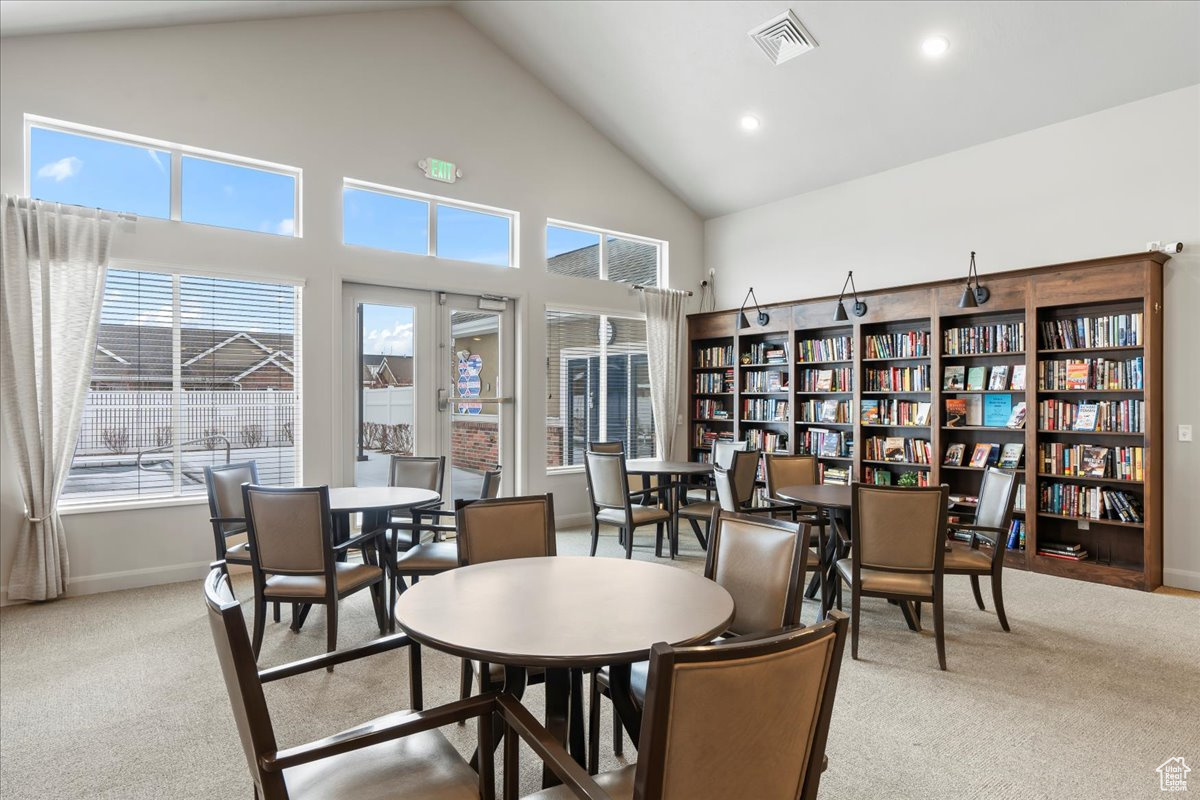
[1163,567,1200,592]
[67,561,213,598]
[554,512,593,529]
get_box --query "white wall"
[0,7,704,601]
[706,85,1200,590]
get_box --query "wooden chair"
[525,614,849,800]
[836,483,951,670]
[944,467,1018,631]
[678,448,759,548]
[455,494,556,701]
[204,461,259,567]
[761,453,824,596]
[584,450,671,559]
[684,439,748,501]
[589,509,810,772]
[242,484,387,663]
[385,454,446,545]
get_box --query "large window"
[26,116,300,236]
[343,179,517,267]
[63,268,301,505]
[545,310,655,469]
[547,221,662,286]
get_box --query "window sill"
[59,495,209,516]
[546,466,585,477]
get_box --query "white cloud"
[146,149,167,175]
[37,156,82,182]
[366,322,414,356]
[276,218,295,236]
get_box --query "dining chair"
[584,450,671,559]
[678,448,759,549]
[386,454,446,546]
[589,509,810,772]
[685,439,749,501]
[205,460,284,625]
[589,440,657,505]
[944,467,1018,631]
[242,484,387,662]
[835,483,950,670]
[528,615,849,800]
[455,494,556,701]
[762,453,824,596]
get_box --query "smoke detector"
[749,10,818,65]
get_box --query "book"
[1082,446,1109,478]
[818,399,840,423]
[860,399,880,425]
[815,370,834,392]
[999,443,1024,469]
[966,366,986,391]
[819,431,843,458]
[945,398,967,427]
[969,443,992,468]
[986,443,1002,467]
[983,394,1012,427]
[988,365,1009,390]
[943,366,965,390]
[1006,402,1027,429]
[884,436,906,462]
[915,402,932,426]
[1010,365,1026,391]
[944,443,966,466]
[1072,402,1099,431]
[1065,360,1090,390]
[964,395,983,426]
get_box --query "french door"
[342,284,515,505]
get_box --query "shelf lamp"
[738,288,770,330]
[834,271,867,321]
[958,250,990,308]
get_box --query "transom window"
[546,220,662,287]
[343,179,517,268]
[25,116,301,237]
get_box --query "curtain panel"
[640,287,689,461]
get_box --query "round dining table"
[625,459,714,557]
[395,556,734,787]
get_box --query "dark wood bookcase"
[686,251,1166,590]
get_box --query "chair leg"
[251,592,267,660]
[369,581,387,635]
[325,603,338,672]
[654,522,663,558]
[969,575,986,610]
[588,672,601,774]
[272,602,280,623]
[804,569,821,599]
[991,570,1011,632]
[589,520,600,557]
[688,518,706,550]
[934,592,947,671]
[460,659,473,701]
[612,697,623,757]
[624,527,633,560]
[850,585,860,660]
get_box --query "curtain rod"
[632,284,693,296]
[8,196,137,222]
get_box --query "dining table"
[395,555,734,788]
[625,459,714,556]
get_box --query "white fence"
[363,387,414,427]
[75,390,296,456]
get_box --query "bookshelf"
[686,251,1166,590]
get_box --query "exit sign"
[418,157,462,184]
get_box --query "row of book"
[1037,541,1087,561]
[1039,482,1144,523]
[1006,520,1027,551]
[1037,399,1143,432]
[743,341,789,364]
[796,336,852,363]
[694,370,733,393]
[863,436,933,464]
[942,322,1026,355]
[743,372,787,393]
[944,441,1024,469]
[946,397,1027,428]
[693,426,734,449]
[864,365,931,392]
[798,428,853,458]
[1038,357,1144,391]
[861,399,931,427]
[864,330,930,359]
[864,467,931,486]
[695,344,734,368]
[819,465,851,485]
[743,429,788,453]
[796,368,852,392]
[742,398,789,422]
[798,399,850,424]
[944,364,1025,391]
[693,399,729,420]
[1040,312,1143,350]
[1037,444,1144,481]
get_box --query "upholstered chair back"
[852,484,948,573]
[242,485,330,575]
[705,511,807,636]
[456,495,557,566]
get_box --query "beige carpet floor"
[1,529,1198,799]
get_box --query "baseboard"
[554,512,593,529]
[1163,567,1200,592]
[67,561,213,598]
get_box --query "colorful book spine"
[1038,358,1144,390]
[796,336,852,362]
[863,365,931,392]
[1039,313,1143,350]
[942,323,1025,354]
[864,331,930,359]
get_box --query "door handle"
[439,389,512,411]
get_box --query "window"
[63,268,301,505]
[545,310,655,469]
[343,179,517,267]
[26,116,300,236]
[546,221,663,286]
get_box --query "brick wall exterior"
[451,419,500,472]
[546,423,564,468]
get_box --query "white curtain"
[640,287,689,461]
[1,196,115,601]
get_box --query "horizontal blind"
[63,268,299,504]
[545,310,654,469]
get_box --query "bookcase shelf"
[688,250,1164,590]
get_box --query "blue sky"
[362,304,415,356]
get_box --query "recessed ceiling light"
[740,115,761,132]
[922,35,950,58]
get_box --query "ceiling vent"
[748,10,818,65]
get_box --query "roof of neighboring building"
[546,238,658,283]
[92,324,294,386]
